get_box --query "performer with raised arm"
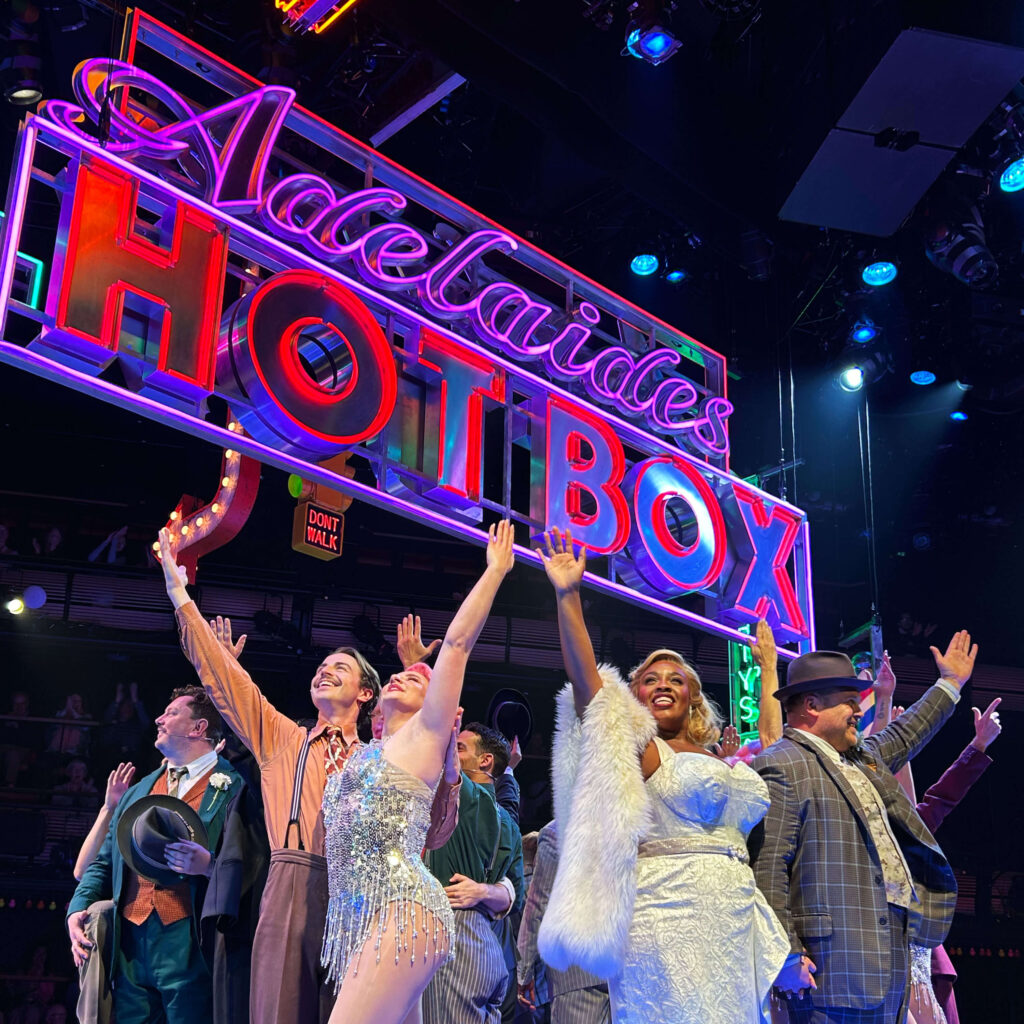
[320,520,516,1024]
[536,527,788,1024]
[157,528,461,1024]
[749,632,976,1024]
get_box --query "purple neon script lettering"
[352,223,428,290]
[542,303,601,381]
[306,188,407,259]
[153,86,294,210]
[618,349,681,413]
[686,397,733,457]
[588,347,639,400]
[421,230,518,318]
[475,283,552,354]
[261,176,337,238]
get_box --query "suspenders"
[284,728,315,851]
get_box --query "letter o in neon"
[220,270,397,458]
[621,455,726,595]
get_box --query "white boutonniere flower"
[207,772,232,809]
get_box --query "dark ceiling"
[3,0,1024,662]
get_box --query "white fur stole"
[537,665,656,979]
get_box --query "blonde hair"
[628,648,723,748]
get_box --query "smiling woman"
[535,526,789,1024]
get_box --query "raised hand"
[486,519,515,577]
[397,613,441,669]
[748,619,777,674]
[537,526,586,594]
[874,651,896,699]
[157,528,189,602]
[715,724,741,759]
[104,762,135,811]
[508,735,522,771]
[971,697,1002,752]
[209,615,246,660]
[929,630,979,688]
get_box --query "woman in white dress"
[535,528,789,1024]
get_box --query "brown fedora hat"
[773,650,862,702]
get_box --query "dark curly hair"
[170,685,225,745]
[462,721,511,776]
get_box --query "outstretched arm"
[750,619,782,748]
[538,528,604,719]
[419,521,515,735]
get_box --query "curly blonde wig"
[628,648,723,748]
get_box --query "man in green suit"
[67,685,241,1024]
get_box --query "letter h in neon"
[43,158,227,411]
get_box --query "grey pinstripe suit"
[517,823,610,1024]
[748,683,959,1015]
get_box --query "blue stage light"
[910,370,936,386]
[625,24,682,66]
[1000,157,1024,193]
[631,253,659,276]
[665,269,688,284]
[950,410,968,421]
[838,366,865,392]
[850,320,878,343]
[862,261,898,287]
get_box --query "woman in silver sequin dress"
[322,521,516,1024]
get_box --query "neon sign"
[728,625,763,744]
[0,10,815,652]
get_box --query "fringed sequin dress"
[321,740,455,989]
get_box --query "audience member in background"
[0,522,19,554]
[158,528,459,1024]
[48,694,91,756]
[1,690,38,787]
[518,820,610,1024]
[32,526,64,558]
[100,683,150,764]
[53,758,98,799]
[88,526,130,565]
[67,685,242,1024]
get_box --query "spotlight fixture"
[950,410,968,421]
[1000,157,1024,193]
[624,22,682,66]
[861,261,898,287]
[630,252,659,276]
[5,597,25,615]
[849,320,879,344]
[955,379,973,392]
[910,370,936,386]
[924,201,998,288]
[1,14,43,107]
[838,365,865,392]
[664,268,688,284]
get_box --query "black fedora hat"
[486,688,533,747]
[773,650,862,702]
[117,795,209,885]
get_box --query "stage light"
[925,202,998,288]
[861,261,898,287]
[838,366,865,392]
[849,320,878,343]
[5,597,25,615]
[1,15,43,107]
[665,268,688,284]
[950,410,968,421]
[1000,157,1024,193]
[22,586,46,609]
[624,23,682,66]
[912,531,932,551]
[955,379,973,391]
[630,253,659,276]
[910,370,936,385]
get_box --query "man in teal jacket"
[67,685,241,1024]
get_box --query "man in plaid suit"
[749,631,977,1024]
